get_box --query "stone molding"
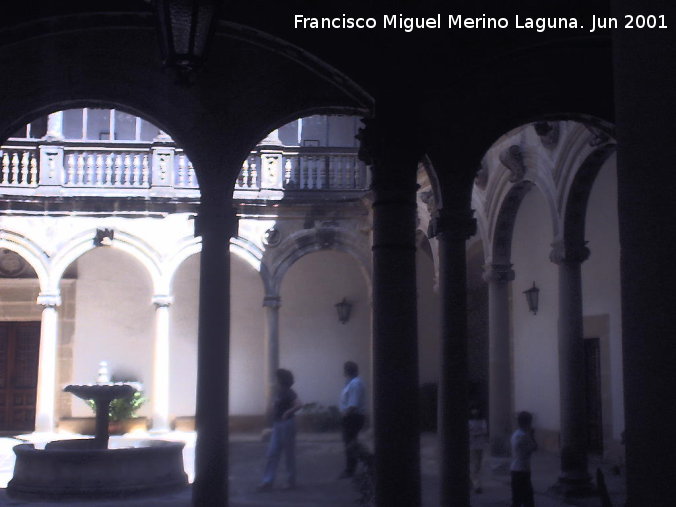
[483,263,516,284]
[37,292,61,308]
[152,294,174,308]
[262,295,281,308]
[428,209,477,241]
[549,240,591,265]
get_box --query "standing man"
[510,411,538,507]
[339,360,366,479]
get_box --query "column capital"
[550,240,590,265]
[263,295,281,309]
[37,293,61,308]
[483,263,515,283]
[428,209,477,241]
[152,295,174,308]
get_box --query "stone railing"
[0,139,368,199]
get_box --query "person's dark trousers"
[341,413,365,475]
[511,471,534,507]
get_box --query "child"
[510,411,538,507]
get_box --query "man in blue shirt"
[338,360,366,478]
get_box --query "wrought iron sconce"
[523,282,540,315]
[335,298,352,324]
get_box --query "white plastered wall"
[279,250,371,411]
[582,154,624,442]
[511,188,560,433]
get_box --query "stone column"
[431,209,476,507]
[191,202,238,507]
[45,111,64,140]
[263,295,281,421]
[34,293,61,433]
[360,118,421,507]
[550,241,592,492]
[484,263,515,457]
[151,294,173,433]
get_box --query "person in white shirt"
[338,360,365,478]
[510,411,538,507]
[468,405,488,493]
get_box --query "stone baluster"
[124,154,132,186]
[19,152,29,185]
[187,161,195,187]
[66,154,75,184]
[114,154,123,185]
[142,155,150,186]
[133,155,141,186]
[77,154,85,185]
[239,159,248,188]
[284,158,292,187]
[249,159,258,188]
[87,154,95,185]
[30,156,37,186]
[96,154,104,185]
[34,293,61,432]
[11,153,19,183]
[105,154,114,184]
[2,153,9,183]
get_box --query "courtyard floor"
[0,431,626,506]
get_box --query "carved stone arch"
[49,229,162,294]
[0,229,50,291]
[561,143,618,251]
[269,228,371,296]
[490,181,535,264]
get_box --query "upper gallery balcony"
[0,109,369,211]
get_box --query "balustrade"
[1,140,368,197]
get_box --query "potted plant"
[87,389,147,434]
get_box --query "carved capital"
[428,209,477,241]
[499,145,527,183]
[356,117,382,166]
[533,122,560,149]
[483,263,515,283]
[263,296,281,309]
[550,240,590,265]
[152,295,174,308]
[37,293,61,308]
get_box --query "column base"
[548,475,597,499]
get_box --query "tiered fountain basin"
[7,383,188,500]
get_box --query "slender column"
[263,295,281,421]
[430,209,476,507]
[360,118,421,507]
[192,203,238,507]
[45,111,64,140]
[550,241,592,492]
[484,263,515,457]
[151,294,173,432]
[34,293,61,433]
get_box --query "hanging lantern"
[523,282,540,315]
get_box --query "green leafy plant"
[86,391,147,422]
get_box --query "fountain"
[7,379,188,499]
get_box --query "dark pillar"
[484,263,515,457]
[612,2,676,504]
[550,241,592,494]
[431,208,477,507]
[360,118,421,507]
[192,196,238,507]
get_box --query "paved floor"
[0,431,626,506]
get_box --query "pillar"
[484,262,515,457]
[45,111,64,140]
[550,241,592,492]
[431,209,476,507]
[612,1,676,503]
[360,117,421,507]
[191,201,238,507]
[263,295,281,420]
[151,294,173,432]
[34,292,61,433]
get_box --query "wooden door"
[0,321,41,432]
[584,337,603,454]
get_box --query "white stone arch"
[269,228,371,296]
[0,229,50,292]
[162,235,272,297]
[49,229,162,294]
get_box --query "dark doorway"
[0,321,41,432]
[584,337,603,454]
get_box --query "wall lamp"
[523,282,540,315]
[335,298,352,324]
